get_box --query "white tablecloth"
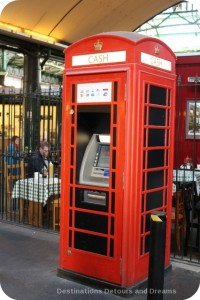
[173,169,200,195]
[12,177,61,205]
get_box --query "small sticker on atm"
[104,169,109,176]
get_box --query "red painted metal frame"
[60,32,176,287]
[60,72,125,284]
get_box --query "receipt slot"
[59,32,176,289]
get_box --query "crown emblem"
[94,39,103,51]
[154,46,160,55]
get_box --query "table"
[12,177,61,227]
[173,169,200,195]
[12,177,60,204]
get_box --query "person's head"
[11,136,20,148]
[39,141,50,158]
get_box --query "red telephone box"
[59,32,176,288]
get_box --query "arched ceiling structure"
[0,0,181,47]
[0,0,182,85]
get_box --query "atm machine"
[79,134,110,205]
[80,134,110,187]
[59,32,176,289]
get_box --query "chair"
[181,187,200,256]
[4,160,25,214]
[184,200,200,254]
[51,197,60,231]
[172,190,186,255]
[191,211,200,252]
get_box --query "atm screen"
[79,134,110,187]
[96,144,110,168]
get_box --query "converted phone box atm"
[59,32,176,288]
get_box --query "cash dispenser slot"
[83,190,106,206]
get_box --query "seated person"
[5,135,22,175]
[27,141,51,178]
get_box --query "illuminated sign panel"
[141,52,172,71]
[72,51,126,66]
